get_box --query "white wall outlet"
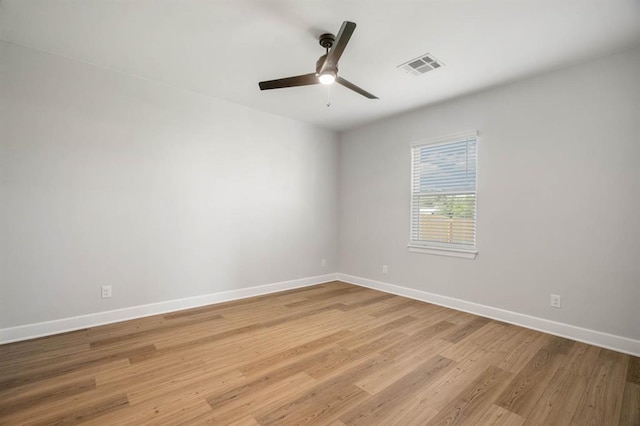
[101,285,112,298]
[550,294,561,308]
[321,259,326,267]
[382,264,388,274]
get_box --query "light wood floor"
[1,282,638,425]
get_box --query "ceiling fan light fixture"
[318,71,336,85]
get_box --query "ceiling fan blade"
[259,73,319,90]
[319,21,356,74]
[336,76,378,99]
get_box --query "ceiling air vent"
[398,53,444,76]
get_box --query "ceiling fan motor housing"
[319,33,335,49]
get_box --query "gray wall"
[0,41,338,328]
[339,47,640,340]
[2,39,639,344]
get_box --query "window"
[410,132,478,258]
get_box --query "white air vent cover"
[398,53,444,75]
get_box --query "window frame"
[408,131,479,259]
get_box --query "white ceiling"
[2,0,640,131]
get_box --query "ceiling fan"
[258,21,378,99]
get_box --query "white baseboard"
[0,273,339,344]
[338,273,640,357]
[4,272,638,357]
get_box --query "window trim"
[409,131,479,259]
[408,244,477,259]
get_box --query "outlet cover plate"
[102,285,112,298]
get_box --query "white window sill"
[408,244,477,259]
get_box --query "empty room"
[1,0,639,424]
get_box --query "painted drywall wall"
[338,46,640,341]
[0,41,338,328]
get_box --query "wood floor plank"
[306,331,407,380]
[380,398,440,425]
[0,342,91,377]
[628,356,640,384]
[426,365,513,425]
[226,415,261,426]
[412,347,502,411]
[356,334,453,395]
[89,313,224,348]
[0,329,88,359]
[444,310,477,324]
[283,286,365,308]
[399,305,454,331]
[369,298,422,318]
[41,394,129,426]
[496,336,572,417]
[571,348,629,425]
[238,329,352,376]
[127,325,263,364]
[443,316,491,344]
[337,314,417,350]
[0,281,633,425]
[255,354,394,425]
[381,320,455,360]
[475,404,526,426]
[564,341,602,377]
[199,372,317,425]
[125,367,245,406]
[0,359,131,410]
[206,345,347,410]
[336,293,396,312]
[0,378,96,417]
[2,391,129,426]
[260,383,367,426]
[0,344,152,390]
[82,395,214,426]
[619,382,640,426]
[523,367,588,425]
[494,328,548,374]
[341,355,454,425]
[441,321,511,362]
[480,323,522,354]
[355,342,448,395]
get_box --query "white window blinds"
[410,134,478,252]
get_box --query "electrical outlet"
[321,259,326,267]
[382,264,388,274]
[550,294,561,308]
[101,285,112,298]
